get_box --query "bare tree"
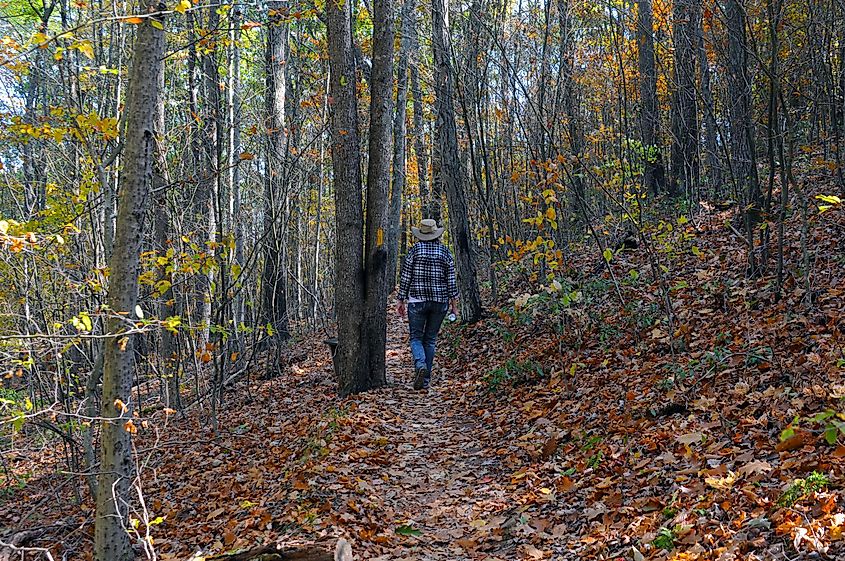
[93,2,165,558]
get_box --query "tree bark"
[431,0,482,322]
[637,0,666,195]
[363,0,395,388]
[726,0,762,274]
[387,0,415,292]
[327,0,367,395]
[152,46,179,410]
[262,0,292,340]
[669,0,700,198]
[93,1,165,559]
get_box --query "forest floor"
[3,182,845,561]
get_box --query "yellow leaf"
[150,19,164,30]
[705,471,737,490]
[376,227,384,248]
[0,220,8,235]
[175,0,191,13]
[76,40,94,59]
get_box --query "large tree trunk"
[327,0,367,395]
[262,0,291,340]
[363,0,395,388]
[669,0,700,199]
[726,0,762,274]
[431,0,482,323]
[637,0,666,195]
[93,3,165,559]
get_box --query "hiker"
[397,218,459,390]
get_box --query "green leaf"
[602,248,613,262]
[780,427,795,442]
[395,525,422,537]
[824,426,838,445]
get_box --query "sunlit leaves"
[71,311,93,332]
[816,194,842,213]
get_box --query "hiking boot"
[413,365,428,390]
[422,374,431,389]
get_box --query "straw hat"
[412,218,444,241]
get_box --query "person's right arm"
[446,249,459,316]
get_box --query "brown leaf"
[540,434,559,460]
[738,460,773,476]
[776,431,808,452]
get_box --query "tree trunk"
[152,50,179,410]
[431,0,482,322]
[229,3,246,356]
[637,0,666,195]
[93,2,165,559]
[363,0,395,388]
[410,56,430,214]
[726,0,762,274]
[263,0,292,340]
[669,0,699,198]
[196,5,222,343]
[697,4,721,195]
[387,0,415,292]
[327,0,367,395]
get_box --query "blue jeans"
[408,301,449,373]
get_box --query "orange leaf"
[223,530,236,546]
[124,16,144,24]
[776,431,809,452]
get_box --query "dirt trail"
[332,316,513,560]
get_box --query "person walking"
[397,219,459,390]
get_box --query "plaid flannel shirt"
[398,240,459,303]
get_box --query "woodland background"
[0,0,844,559]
